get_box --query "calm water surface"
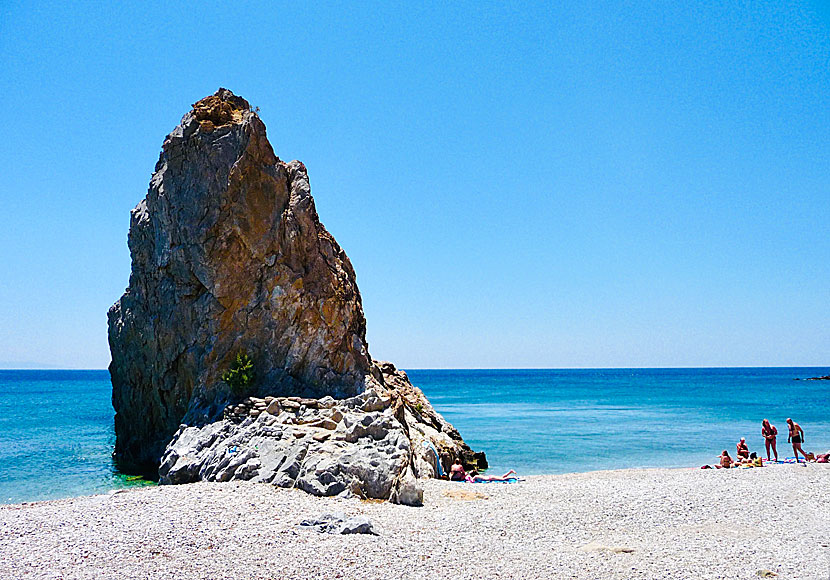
[411,368,830,474]
[1,368,828,503]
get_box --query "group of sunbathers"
[448,458,520,483]
[710,417,829,468]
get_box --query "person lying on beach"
[716,450,734,469]
[736,438,749,460]
[449,458,466,481]
[465,469,519,483]
[727,453,761,468]
[786,418,809,463]
[761,419,778,462]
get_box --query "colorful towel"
[421,441,444,477]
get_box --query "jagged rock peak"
[108,88,373,471]
[191,88,250,131]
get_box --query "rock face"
[109,89,371,470]
[159,362,476,505]
[109,89,485,500]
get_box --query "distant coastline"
[2,365,830,372]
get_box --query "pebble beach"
[2,465,829,580]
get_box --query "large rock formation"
[109,89,484,499]
[158,361,482,505]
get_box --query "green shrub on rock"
[222,351,255,394]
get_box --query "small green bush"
[222,351,255,394]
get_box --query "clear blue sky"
[0,2,828,369]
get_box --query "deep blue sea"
[1,368,828,504]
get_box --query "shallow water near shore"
[1,367,828,503]
[412,367,830,474]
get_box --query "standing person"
[786,418,808,463]
[761,419,778,462]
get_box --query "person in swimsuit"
[449,457,466,481]
[465,469,518,482]
[761,419,778,461]
[716,450,734,469]
[736,438,749,460]
[786,418,808,462]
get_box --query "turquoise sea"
[1,368,828,504]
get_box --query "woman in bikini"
[761,419,778,461]
[716,450,734,469]
[786,418,808,463]
[465,469,518,482]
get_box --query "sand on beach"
[1,465,828,580]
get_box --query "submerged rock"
[109,88,484,501]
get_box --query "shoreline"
[1,460,823,506]
[3,465,829,579]
[0,464,736,507]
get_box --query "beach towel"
[422,441,444,477]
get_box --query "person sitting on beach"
[736,438,749,460]
[465,469,519,483]
[761,419,778,462]
[716,450,734,469]
[786,418,809,463]
[449,457,466,481]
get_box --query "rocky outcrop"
[109,89,372,471]
[158,362,482,504]
[108,89,485,499]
